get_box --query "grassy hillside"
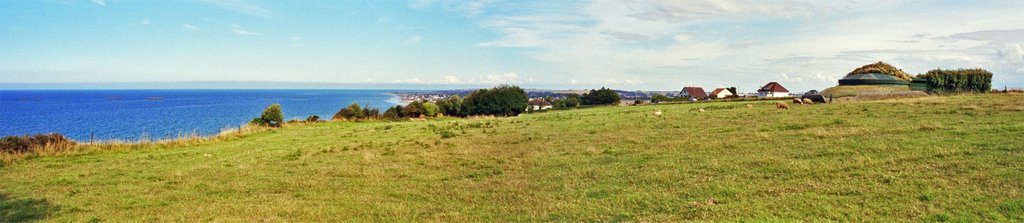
[2,94,1023,222]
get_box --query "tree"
[436,95,463,116]
[333,102,365,120]
[461,85,528,116]
[364,107,381,119]
[581,87,620,105]
[651,94,670,103]
[251,104,283,127]
[563,94,581,107]
[383,106,402,120]
[422,102,440,117]
[403,101,424,118]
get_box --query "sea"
[0,89,404,141]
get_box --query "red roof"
[528,98,552,106]
[681,87,708,98]
[710,88,727,95]
[757,82,789,93]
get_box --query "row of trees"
[534,88,621,109]
[249,85,623,126]
[919,68,993,93]
[581,87,620,105]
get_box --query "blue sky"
[2,0,1023,91]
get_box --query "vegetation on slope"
[1,94,1023,222]
[847,61,914,81]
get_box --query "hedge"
[919,68,992,93]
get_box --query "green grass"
[2,94,1023,221]
[821,85,912,98]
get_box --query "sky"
[2,0,1023,92]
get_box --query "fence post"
[89,131,94,144]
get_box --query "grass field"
[2,94,1023,222]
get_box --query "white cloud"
[477,72,519,84]
[182,24,199,30]
[442,75,460,83]
[91,0,106,6]
[392,78,425,84]
[469,0,1024,90]
[140,19,151,26]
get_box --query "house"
[757,82,790,98]
[527,98,552,111]
[679,87,708,101]
[709,88,735,99]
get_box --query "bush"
[383,106,402,120]
[251,104,284,127]
[305,115,320,122]
[403,101,425,118]
[581,87,620,105]
[364,108,381,119]
[1,133,75,153]
[461,85,528,116]
[333,102,365,120]
[920,68,993,93]
[422,102,439,117]
[651,94,670,103]
[436,95,463,116]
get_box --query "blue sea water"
[0,89,403,141]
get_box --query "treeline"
[334,85,530,121]
[919,68,993,93]
[248,85,625,126]
[536,87,621,109]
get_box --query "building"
[757,82,790,98]
[709,88,734,99]
[679,87,708,101]
[527,98,552,111]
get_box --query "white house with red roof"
[527,98,553,111]
[709,88,734,99]
[757,82,790,98]
[679,86,708,101]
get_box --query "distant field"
[2,94,1023,222]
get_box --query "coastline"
[384,92,409,106]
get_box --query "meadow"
[2,94,1023,222]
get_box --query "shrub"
[252,104,284,127]
[403,101,425,118]
[305,115,320,122]
[1,133,75,153]
[581,87,620,105]
[364,108,381,119]
[460,85,528,116]
[920,68,993,93]
[436,95,463,116]
[333,102,365,120]
[383,106,402,120]
[651,94,670,103]
[422,102,439,117]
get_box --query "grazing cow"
[776,101,790,109]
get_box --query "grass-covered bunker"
[839,62,927,90]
